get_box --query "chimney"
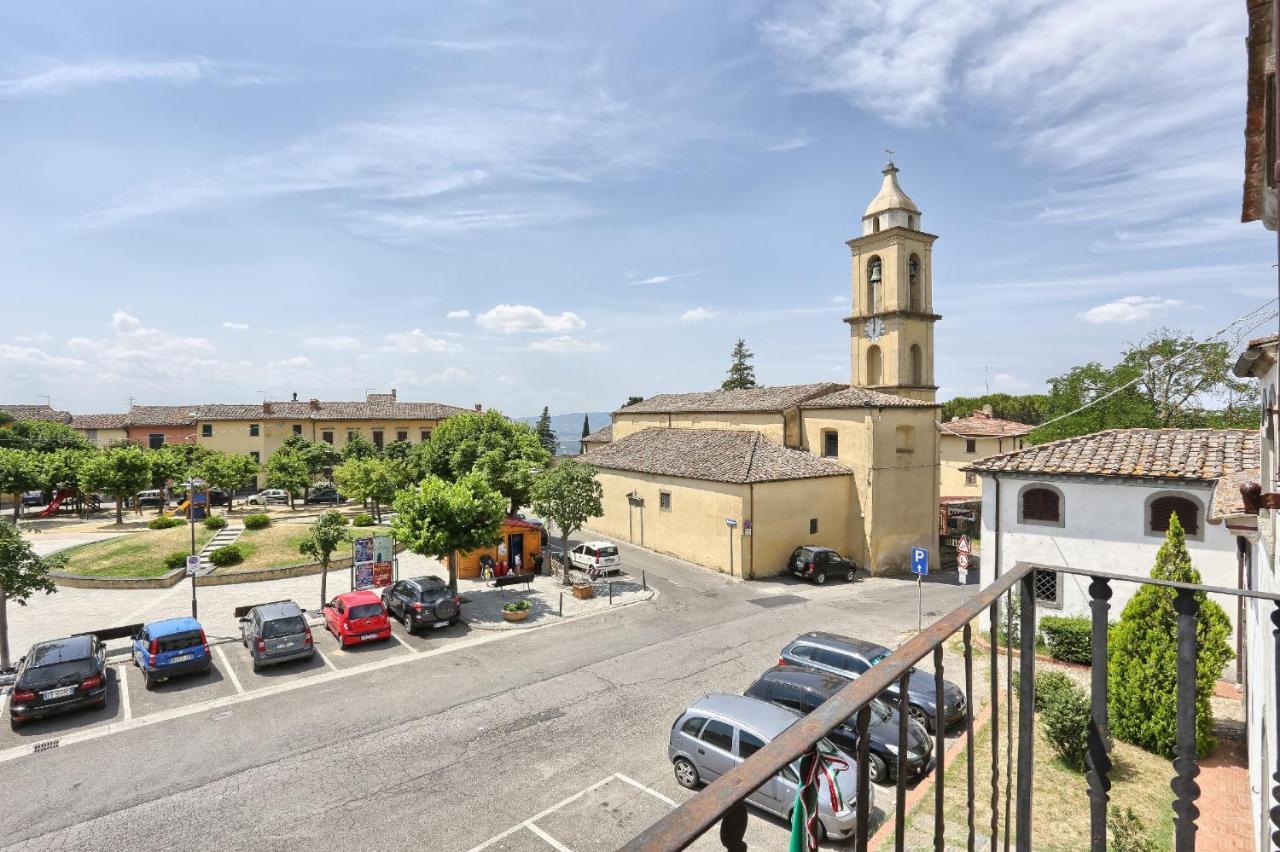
[263,401,273,414]
[982,404,994,417]
[391,388,397,400]
[292,392,298,402]
[474,403,482,412]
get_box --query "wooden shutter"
[1150,496,1198,535]
[1022,488,1060,522]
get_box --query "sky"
[0,0,1274,418]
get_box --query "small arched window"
[866,256,882,313]
[907,214,916,230]
[910,344,923,385]
[866,345,883,385]
[908,254,921,312]
[1021,487,1061,524]
[1148,495,1200,536]
[873,216,881,233]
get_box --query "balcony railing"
[621,561,1280,852]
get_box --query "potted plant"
[502,599,532,622]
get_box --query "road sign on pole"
[911,547,928,576]
[956,535,971,555]
[185,555,200,577]
[956,552,969,570]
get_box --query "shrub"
[352,513,374,527]
[243,513,271,530]
[1033,669,1077,711]
[503,599,532,613]
[203,515,227,531]
[1041,679,1090,771]
[1108,806,1156,852]
[1040,615,1092,664]
[163,551,188,571]
[208,544,244,567]
[147,516,183,530]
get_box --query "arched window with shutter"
[1018,484,1064,527]
[1145,493,1202,538]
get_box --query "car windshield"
[418,586,446,600]
[348,604,382,619]
[598,546,618,558]
[261,616,306,638]
[867,650,891,666]
[19,660,92,689]
[156,632,202,653]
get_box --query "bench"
[492,572,535,592]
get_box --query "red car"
[323,590,392,647]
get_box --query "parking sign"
[911,547,928,576]
[185,555,200,577]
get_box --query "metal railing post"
[964,623,976,852]
[895,669,909,851]
[856,705,871,852]
[1086,577,1113,851]
[1016,571,1036,851]
[1171,588,1202,852]
[989,601,1001,851]
[933,645,946,851]
[1271,603,1280,849]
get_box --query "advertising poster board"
[352,534,396,590]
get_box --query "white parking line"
[389,630,417,653]
[213,646,244,695]
[526,824,574,851]
[464,775,618,852]
[316,649,337,671]
[115,664,131,722]
[614,772,678,807]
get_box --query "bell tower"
[845,159,939,402]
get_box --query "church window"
[907,214,916,230]
[1146,493,1201,538]
[1019,485,1063,526]
[910,344,923,385]
[809,518,818,534]
[965,438,977,454]
[659,491,672,512]
[908,255,921,311]
[822,430,838,458]
[866,257,882,313]
[895,425,915,453]
[873,216,881,233]
[866,345,883,385]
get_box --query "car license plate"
[432,620,449,628]
[41,686,76,699]
[361,633,378,640]
[170,654,193,663]
[277,641,294,649]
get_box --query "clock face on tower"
[864,317,885,342]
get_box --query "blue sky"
[0,0,1273,417]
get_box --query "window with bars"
[1147,494,1201,537]
[1033,568,1062,608]
[965,472,976,486]
[1020,486,1062,525]
[965,439,977,454]
[659,491,672,511]
[809,518,818,534]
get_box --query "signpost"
[955,535,972,594]
[185,555,200,577]
[725,518,737,577]
[911,546,928,631]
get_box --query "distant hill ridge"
[515,411,611,455]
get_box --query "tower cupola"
[861,160,920,235]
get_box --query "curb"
[464,587,658,631]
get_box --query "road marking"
[316,649,337,671]
[464,775,619,852]
[389,631,417,653]
[614,772,678,806]
[213,646,244,695]
[525,824,574,852]
[115,664,131,721]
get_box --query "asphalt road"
[0,536,974,851]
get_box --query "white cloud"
[476,304,586,334]
[12,332,52,344]
[112,309,142,335]
[393,366,471,385]
[381,329,460,353]
[221,321,250,331]
[268,355,314,369]
[679,307,719,322]
[66,336,96,353]
[627,272,700,286]
[527,336,607,353]
[1076,295,1186,325]
[446,309,471,320]
[300,335,360,351]
[991,372,1030,391]
[0,343,89,372]
[0,59,215,99]
[765,135,810,152]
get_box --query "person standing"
[513,553,522,574]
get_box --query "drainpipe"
[1237,535,1249,684]
[992,473,1002,581]
[748,483,755,580]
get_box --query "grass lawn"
[218,523,315,573]
[903,695,1174,851]
[61,525,217,578]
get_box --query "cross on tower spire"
[884,146,894,160]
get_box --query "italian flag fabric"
[788,742,850,851]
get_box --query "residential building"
[970,428,1259,649]
[68,414,129,447]
[939,407,1032,498]
[0,404,72,423]
[124,405,199,449]
[581,163,941,577]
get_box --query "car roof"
[254,600,304,619]
[685,693,801,737]
[792,632,889,657]
[407,575,447,588]
[28,634,94,665]
[335,590,380,605]
[797,545,836,553]
[755,665,851,696]
[145,617,202,637]
[582,540,615,548]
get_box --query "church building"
[580,161,942,577]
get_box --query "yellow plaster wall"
[939,433,1026,497]
[611,411,784,443]
[79,428,128,447]
[749,476,858,576]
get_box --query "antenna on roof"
[256,389,267,402]
[984,366,990,396]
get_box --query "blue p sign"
[911,547,928,576]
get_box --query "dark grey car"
[745,666,933,783]
[381,576,460,633]
[787,546,859,585]
[239,601,314,671]
[8,634,108,728]
[779,632,966,731]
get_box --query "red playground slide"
[37,490,69,518]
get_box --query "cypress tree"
[535,407,558,455]
[722,339,758,390]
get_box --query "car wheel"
[9,717,22,730]
[142,670,154,690]
[673,757,699,789]
[908,705,931,731]
[867,753,886,784]
[845,568,857,582]
[813,571,827,585]
[449,617,460,626]
[201,665,212,676]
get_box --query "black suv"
[382,576,460,633]
[745,666,933,783]
[778,632,966,732]
[787,546,859,585]
[304,484,347,504]
[9,634,108,729]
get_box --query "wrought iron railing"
[621,561,1280,851]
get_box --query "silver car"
[668,693,869,843]
[239,601,314,671]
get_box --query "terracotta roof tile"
[581,424,613,444]
[0,404,72,423]
[616,383,844,414]
[580,427,851,484]
[800,386,937,409]
[940,411,1033,438]
[69,413,129,430]
[1209,467,1261,521]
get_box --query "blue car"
[132,617,211,689]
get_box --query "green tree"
[5,420,91,452]
[1108,513,1234,757]
[940,393,1050,425]
[341,433,379,461]
[196,452,261,515]
[333,456,397,522]
[392,472,507,594]
[40,448,93,513]
[282,434,341,477]
[420,409,551,514]
[0,450,44,521]
[299,509,351,609]
[380,439,414,462]
[535,407,558,455]
[264,448,311,510]
[581,414,591,439]
[530,459,604,586]
[0,519,62,669]
[722,338,758,390]
[78,444,153,524]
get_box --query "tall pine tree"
[581,413,591,439]
[535,407,558,456]
[722,339,758,390]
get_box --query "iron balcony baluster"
[1086,577,1113,852]
[1272,604,1280,849]
[934,644,946,851]
[1016,572,1037,851]
[964,623,976,852]
[1171,588,1202,852]
[895,672,910,852]
[855,705,872,852]
[989,600,1000,851]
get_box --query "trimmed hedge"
[352,513,374,527]
[163,551,189,571]
[203,515,228,531]
[1041,615,1091,664]
[243,513,271,530]
[208,544,244,567]
[147,516,183,530]
[1042,678,1091,771]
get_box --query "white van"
[568,541,621,576]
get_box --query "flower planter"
[572,583,595,600]
[502,609,529,623]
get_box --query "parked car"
[744,666,932,783]
[304,484,347,504]
[8,634,108,729]
[778,632,966,732]
[245,488,291,506]
[323,590,391,646]
[568,540,621,575]
[132,617,211,688]
[134,489,167,510]
[668,693,867,843]
[382,576,460,633]
[207,488,230,507]
[20,490,44,508]
[239,601,314,671]
[787,546,859,585]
